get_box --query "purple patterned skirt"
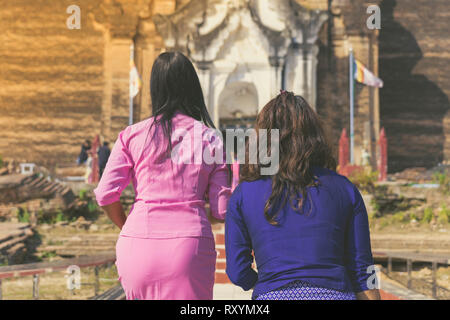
[255,280,356,300]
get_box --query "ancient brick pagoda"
[0,0,448,172]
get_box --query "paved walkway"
[379,273,434,300]
[213,284,252,300]
[213,274,434,300]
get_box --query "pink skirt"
[115,235,216,300]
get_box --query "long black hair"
[149,51,215,153]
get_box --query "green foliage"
[87,201,98,213]
[391,211,407,223]
[422,207,434,224]
[408,212,419,222]
[79,189,88,200]
[40,250,58,259]
[53,210,66,223]
[433,170,450,195]
[53,240,63,245]
[36,209,46,224]
[0,155,4,168]
[35,208,72,225]
[378,217,389,229]
[438,204,449,224]
[17,208,30,223]
[347,168,379,193]
[369,198,381,218]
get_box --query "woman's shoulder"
[235,178,272,196]
[313,166,352,184]
[171,113,216,136]
[117,118,154,140]
[313,167,362,204]
[128,117,154,132]
[228,178,270,207]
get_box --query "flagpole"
[129,43,134,126]
[349,47,355,164]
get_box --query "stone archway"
[217,81,258,130]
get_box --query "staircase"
[213,224,231,284]
[0,223,34,264]
[37,233,118,258]
[0,173,76,207]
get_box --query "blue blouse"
[225,167,375,299]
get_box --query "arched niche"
[218,81,258,130]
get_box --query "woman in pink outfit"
[94,52,231,300]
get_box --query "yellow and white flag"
[353,58,383,88]
[130,44,142,98]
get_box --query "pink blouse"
[231,160,240,192]
[93,113,231,239]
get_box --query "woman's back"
[226,167,374,300]
[95,51,230,300]
[94,112,230,239]
[223,89,380,300]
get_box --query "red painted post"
[89,135,100,184]
[339,128,349,174]
[378,128,388,182]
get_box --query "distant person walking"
[97,142,111,178]
[225,91,381,300]
[77,140,91,165]
[84,151,93,184]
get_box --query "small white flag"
[129,45,142,98]
[354,59,384,88]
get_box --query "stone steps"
[42,241,117,247]
[213,224,230,284]
[0,223,34,264]
[43,235,118,243]
[0,173,76,208]
[0,229,30,243]
[371,234,450,253]
[5,243,27,262]
[37,230,119,258]
[0,234,31,252]
[37,244,115,253]
[42,249,114,257]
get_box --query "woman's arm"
[94,128,133,225]
[345,184,381,300]
[206,137,232,221]
[225,186,258,291]
[100,201,127,230]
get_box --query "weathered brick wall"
[212,223,257,284]
[316,0,380,166]
[212,224,229,284]
[379,0,450,171]
[0,0,174,168]
[0,0,106,167]
[1,0,448,173]
[298,0,328,10]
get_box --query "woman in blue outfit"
[225,91,380,300]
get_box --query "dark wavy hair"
[240,91,336,225]
[149,51,215,153]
